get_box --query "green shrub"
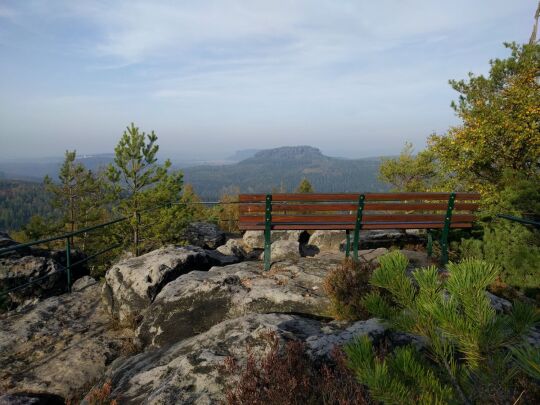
[456,172,540,298]
[322,258,374,321]
[347,251,540,404]
[345,336,454,404]
[457,221,540,298]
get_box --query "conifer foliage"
[107,123,186,255]
[346,251,540,404]
[44,150,111,249]
[296,178,314,193]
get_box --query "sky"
[0,1,536,162]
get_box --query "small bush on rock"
[222,331,368,405]
[347,251,540,404]
[323,258,375,321]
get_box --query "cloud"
[0,0,535,159]
[61,0,524,64]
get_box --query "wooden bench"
[239,192,481,270]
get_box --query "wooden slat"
[239,193,360,202]
[238,223,472,231]
[364,192,480,201]
[365,202,479,210]
[239,214,475,224]
[239,203,359,212]
[239,192,481,202]
[239,202,479,213]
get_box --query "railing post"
[440,192,456,265]
[264,194,272,271]
[353,194,365,261]
[65,237,72,293]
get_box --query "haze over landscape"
[0,1,534,161]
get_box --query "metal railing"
[497,214,540,228]
[0,217,127,296]
[0,200,241,299]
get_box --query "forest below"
[0,179,51,231]
[0,146,386,231]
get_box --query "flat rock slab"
[0,283,131,401]
[137,256,345,347]
[104,313,387,404]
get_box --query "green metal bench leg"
[264,194,272,271]
[352,194,365,261]
[427,229,433,258]
[440,193,456,266]
[345,230,351,258]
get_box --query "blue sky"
[0,1,536,161]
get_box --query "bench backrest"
[239,192,481,231]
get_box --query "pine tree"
[296,178,314,193]
[107,123,185,255]
[346,251,540,404]
[44,150,109,249]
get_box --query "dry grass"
[222,331,369,405]
[322,258,375,321]
[119,336,141,356]
[85,380,117,405]
[107,312,141,331]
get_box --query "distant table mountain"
[183,146,387,200]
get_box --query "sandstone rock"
[486,291,512,313]
[308,230,346,252]
[305,318,386,358]
[242,230,303,250]
[358,247,389,263]
[335,229,425,250]
[204,249,241,266]
[0,256,65,306]
[0,245,88,308]
[72,275,96,292]
[102,245,209,322]
[137,257,341,347]
[181,222,225,249]
[216,238,246,258]
[0,283,130,401]
[260,239,301,262]
[104,313,387,404]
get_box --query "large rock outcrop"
[0,235,88,307]
[136,257,340,347]
[0,281,133,401]
[101,245,210,323]
[102,313,387,404]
